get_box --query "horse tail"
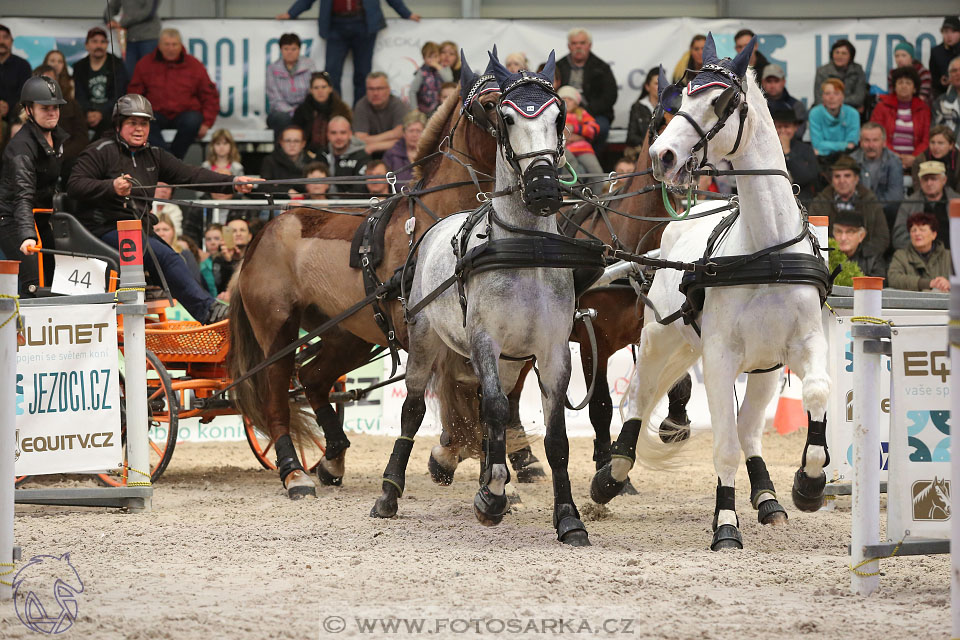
[227,285,270,432]
[431,349,540,459]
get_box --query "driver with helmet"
[0,76,69,296]
[68,94,260,324]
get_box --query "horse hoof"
[658,416,691,443]
[514,461,547,483]
[711,524,743,551]
[370,493,398,519]
[315,458,343,487]
[590,464,624,505]
[284,470,316,499]
[791,468,826,512]
[473,485,508,526]
[757,499,788,525]
[618,476,639,496]
[557,515,590,547]
[427,453,455,486]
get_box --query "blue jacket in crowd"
[807,103,860,156]
[286,0,413,38]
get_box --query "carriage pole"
[116,220,151,512]
[850,276,883,596]
[0,260,20,600]
[949,200,960,638]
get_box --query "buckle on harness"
[361,256,370,267]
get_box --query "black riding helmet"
[19,76,66,132]
[112,93,155,128]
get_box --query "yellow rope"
[113,286,146,302]
[0,293,20,331]
[849,316,892,326]
[0,561,15,587]
[823,301,838,318]
[107,463,152,487]
[848,536,904,577]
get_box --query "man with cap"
[891,160,959,250]
[763,63,807,140]
[0,24,32,125]
[73,26,129,140]
[888,42,932,104]
[0,77,68,295]
[832,212,887,278]
[930,16,960,98]
[68,94,262,324]
[810,154,890,259]
[851,121,905,225]
[772,109,818,204]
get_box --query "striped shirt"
[891,101,914,155]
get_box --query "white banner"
[888,324,951,541]
[3,16,948,130]
[14,304,122,475]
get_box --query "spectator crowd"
[0,5,958,300]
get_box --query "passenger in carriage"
[67,94,261,324]
[0,76,68,296]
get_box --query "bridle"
[653,62,749,173]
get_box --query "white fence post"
[116,220,151,512]
[0,261,18,600]
[851,276,884,596]
[950,200,960,637]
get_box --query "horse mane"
[412,91,459,181]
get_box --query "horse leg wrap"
[553,503,589,546]
[667,374,692,421]
[508,445,545,482]
[710,480,743,550]
[275,434,305,484]
[746,457,788,524]
[611,419,642,463]
[593,437,612,469]
[801,413,830,468]
[480,437,509,487]
[314,404,350,460]
[473,484,509,526]
[381,436,415,498]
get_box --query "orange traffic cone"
[773,368,805,435]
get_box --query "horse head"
[488,48,565,215]
[459,47,502,138]
[650,32,759,185]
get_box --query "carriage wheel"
[243,378,345,472]
[15,476,30,487]
[97,349,180,487]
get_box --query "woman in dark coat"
[292,71,352,155]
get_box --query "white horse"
[591,35,832,550]
[370,50,592,546]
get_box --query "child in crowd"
[303,161,331,200]
[202,129,245,176]
[410,41,453,114]
[154,212,204,287]
[558,85,603,176]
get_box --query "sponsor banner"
[2,16,945,130]
[15,304,122,475]
[888,324,951,541]
[825,310,945,485]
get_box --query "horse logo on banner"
[912,477,951,521]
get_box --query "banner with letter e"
[887,324,951,541]
[15,304,122,475]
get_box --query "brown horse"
[228,56,505,498]
[427,133,693,490]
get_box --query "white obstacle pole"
[116,220,151,511]
[851,276,883,596]
[949,200,960,639]
[0,260,19,600]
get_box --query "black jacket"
[557,53,618,123]
[0,54,32,123]
[0,120,69,243]
[259,148,316,194]
[321,136,370,194]
[784,140,819,204]
[67,135,235,237]
[625,99,652,147]
[292,94,352,154]
[929,42,959,97]
[73,54,129,119]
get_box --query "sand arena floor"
[2,430,949,639]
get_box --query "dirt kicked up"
[4,430,948,639]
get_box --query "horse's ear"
[657,64,669,99]
[732,35,757,78]
[460,49,476,103]
[541,50,557,84]
[488,48,511,87]
[703,32,718,65]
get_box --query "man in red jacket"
[128,28,220,159]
